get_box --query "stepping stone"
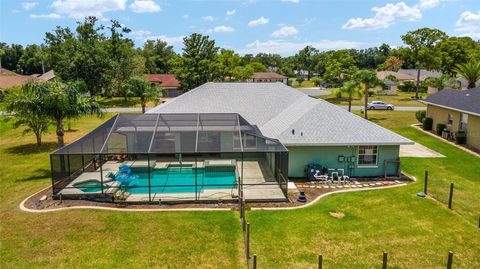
[375,182,382,185]
[357,185,363,188]
[310,186,315,188]
[351,185,357,188]
[363,184,369,187]
[330,186,336,189]
[316,186,322,189]
[344,185,350,188]
[369,183,376,186]
[337,186,344,189]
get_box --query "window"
[447,114,453,125]
[357,145,378,167]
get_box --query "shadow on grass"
[15,168,51,182]
[65,129,79,133]
[5,142,58,155]
[368,117,388,123]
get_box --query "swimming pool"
[74,166,237,194]
[125,167,237,194]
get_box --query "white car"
[367,101,394,110]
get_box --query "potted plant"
[113,189,130,207]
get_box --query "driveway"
[400,143,445,158]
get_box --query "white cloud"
[281,0,300,3]
[202,15,214,21]
[455,11,480,39]
[209,25,235,33]
[182,14,189,19]
[30,13,63,19]
[226,9,236,16]
[129,0,161,13]
[416,0,440,10]
[342,2,422,30]
[240,39,363,55]
[51,0,127,19]
[21,2,38,10]
[248,16,269,27]
[130,30,184,44]
[271,26,298,37]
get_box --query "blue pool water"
[122,167,237,194]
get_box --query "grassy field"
[320,91,427,107]
[0,114,244,268]
[246,111,479,268]
[1,111,479,268]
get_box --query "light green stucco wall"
[287,145,400,178]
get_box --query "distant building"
[0,68,36,90]
[423,88,480,151]
[38,70,56,81]
[250,72,288,84]
[145,74,182,97]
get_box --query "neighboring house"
[377,70,415,82]
[376,71,415,95]
[0,68,36,90]
[146,74,182,97]
[250,72,288,84]
[38,70,56,81]
[423,88,480,151]
[397,69,442,81]
[148,82,412,178]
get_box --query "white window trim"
[357,145,378,168]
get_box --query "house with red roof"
[145,74,182,97]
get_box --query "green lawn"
[0,114,244,268]
[0,112,479,268]
[95,97,159,108]
[246,111,479,268]
[320,91,427,107]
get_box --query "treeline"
[1,17,480,95]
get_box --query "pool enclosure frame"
[50,113,289,203]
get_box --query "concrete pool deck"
[58,159,286,202]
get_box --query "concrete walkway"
[400,143,445,158]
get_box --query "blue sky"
[1,0,479,55]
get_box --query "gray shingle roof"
[148,82,413,146]
[423,88,480,116]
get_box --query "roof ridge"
[260,95,319,137]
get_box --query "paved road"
[342,106,426,111]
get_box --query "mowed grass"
[0,114,244,269]
[320,91,427,107]
[247,111,479,268]
[1,111,479,268]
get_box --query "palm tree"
[123,76,160,113]
[424,75,461,90]
[337,81,363,112]
[356,70,382,119]
[454,61,480,89]
[5,81,50,146]
[41,81,103,148]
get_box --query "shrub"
[398,81,427,93]
[368,90,376,96]
[415,110,426,123]
[423,117,433,130]
[436,123,446,135]
[296,77,305,86]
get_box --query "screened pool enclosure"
[51,113,289,203]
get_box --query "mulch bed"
[23,177,413,211]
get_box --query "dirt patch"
[329,212,345,218]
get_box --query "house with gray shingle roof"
[148,82,412,178]
[423,88,480,151]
